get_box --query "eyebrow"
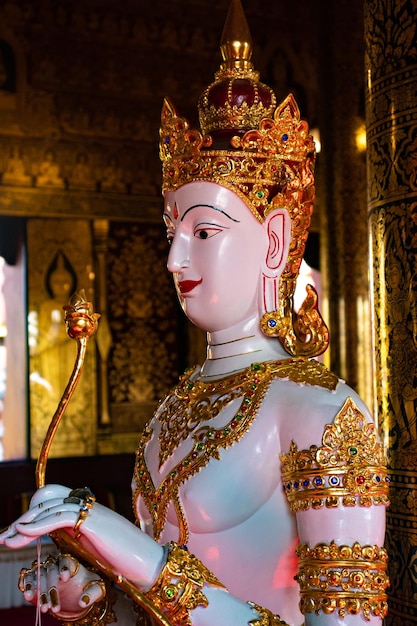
[181,204,240,223]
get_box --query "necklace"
[133,358,338,545]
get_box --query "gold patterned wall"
[365,1,417,623]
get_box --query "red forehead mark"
[173,202,179,220]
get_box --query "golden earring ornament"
[260,285,329,358]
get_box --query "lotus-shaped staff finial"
[63,289,100,340]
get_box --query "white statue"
[0,2,389,625]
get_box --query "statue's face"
[164,181,269,333]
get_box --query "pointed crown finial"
[219,0,253,72]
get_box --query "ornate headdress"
[159,0,328,358]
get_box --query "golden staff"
[35,291,172,626]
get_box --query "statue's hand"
[18,553,105,618]
[1,484,164,589]
[0,484,71,548]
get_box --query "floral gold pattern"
[248,602,289,626]
[296,541,389,620]
[280,397,390,512]
[365,2,417,623]
[159,95,314,224]
[144,542,225,626]
[134,359,339,544]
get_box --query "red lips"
[178,279,202,294]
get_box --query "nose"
[167,230,190,273]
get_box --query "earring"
[260,285,329,358]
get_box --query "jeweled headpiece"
[160,0,328,358]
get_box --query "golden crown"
[159,0,315,223]
[160,94,315,223]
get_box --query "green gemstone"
[252,363,260,370]
[197,443,203,450]
[349,447,358,455]
[165,586,176,599]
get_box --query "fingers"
[30,485,71,508]
[18,554,105,618]
[3,531,40,549]
[18,566,36,602]
[1,486,96,549]
[79,579,106,610]
[15,509,78,538]
[19,558,61,612]
[58,554,80,582]
[0,491,73,546]
[46,558,61,612]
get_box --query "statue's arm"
[282,394,389,626]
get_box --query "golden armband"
[296,542,389,620]
[281,397,390,512]
[143,542,225,626]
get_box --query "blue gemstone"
[294,481,299,489]
[268,319,277,328]
[314,477,323,486]
[282,133,289,142]
[164,136,170,144]
[330,476,338,485]
[303,480,309,487]
[375,476,381,482]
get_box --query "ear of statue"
[264,209,291,276]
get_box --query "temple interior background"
[5,1,417,624]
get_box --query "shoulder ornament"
[281,397,390,512]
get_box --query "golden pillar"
[365,2,417,623]
[317,2,371,404]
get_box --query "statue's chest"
[134,363,279,543]
[133,359,338,544]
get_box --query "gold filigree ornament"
[295,541,389,620]
[248,602,289,626]
[144,542,225,626]
[280,397,390,512]
[159,0,328,358]
[134,359,338,545]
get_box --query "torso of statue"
[133,357,369,625]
